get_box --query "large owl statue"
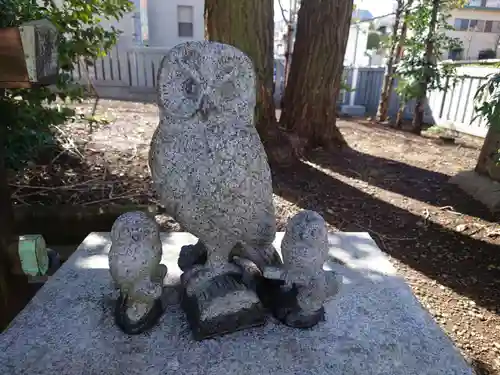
[149,41,280,279]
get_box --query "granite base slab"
[0,232,473,375]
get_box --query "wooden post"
[0,19,60,330]
[0,88,18,330]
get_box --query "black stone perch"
[180,268,266,341]
[257,277,326,329]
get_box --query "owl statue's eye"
[183,78,198,98]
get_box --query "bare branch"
[277,0,289,23]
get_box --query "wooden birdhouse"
[0,19,59,88]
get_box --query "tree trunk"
[205,0,275,134]
[279,0,353,154]
[475,126,500,181]
[205,0,295,165]
[392,3,413,130]
[0,91,17,330]
[395,103,405,128]
[280,23,294,110]
[280,0,299,110]
[411,0,440,135]
[388,0,413,125]
[376,0,404,122]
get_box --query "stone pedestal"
[0,232,474,375]
[449,170,500,213]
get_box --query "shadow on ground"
[311,147,497,222]
[272,159,500,315]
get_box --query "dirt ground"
[9,99,500,374]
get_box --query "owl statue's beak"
[199,94,214,119]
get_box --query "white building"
[99,0,205,48]
[274,7,375,66]
[447,0,500,60]
[145,0,204,47]
[344,22,371,66]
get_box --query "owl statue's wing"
[211,131,277,262]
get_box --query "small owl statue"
[261,210,340,329]
[108,211,167,335]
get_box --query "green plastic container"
[18,235,49,276]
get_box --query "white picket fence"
[342,66,498,138]
[73,45,499,138]
[71,45,171,101]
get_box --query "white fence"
[342,66,497,138]
[72,45,171,100]
[74,46,499,138]
[73,44,286,104]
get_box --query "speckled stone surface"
[0,232,474,375]
[149,41,279,273]
[109,212,165,323]
[280,210,330,312]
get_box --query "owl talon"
[206,261,241,277]
[178,241,208,271]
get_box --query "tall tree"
[205,0,275,135]
[204,0,296,165]
[394,0,462,132]
[473,72,500,180]
[411,0,440,134]
[376,0,405,122]
[277,0,299,102]
[393,0,414,128]
[279,0,353,154]
[0,93,16,330]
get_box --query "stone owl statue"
[260,210,339,329]
[149,41,281,277]
[109,211,167,335]
[149,41,282,339]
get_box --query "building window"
[468,0,488,6]
[485,0,500,7]
[493,21,500,33]
[476,20,486,32]
[454,18,470,31]
[448,47,464,60]
[177,5,194,38]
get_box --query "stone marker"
[0,232,474,375]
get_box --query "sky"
[274,0,396,22]
[355,0,396,17]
